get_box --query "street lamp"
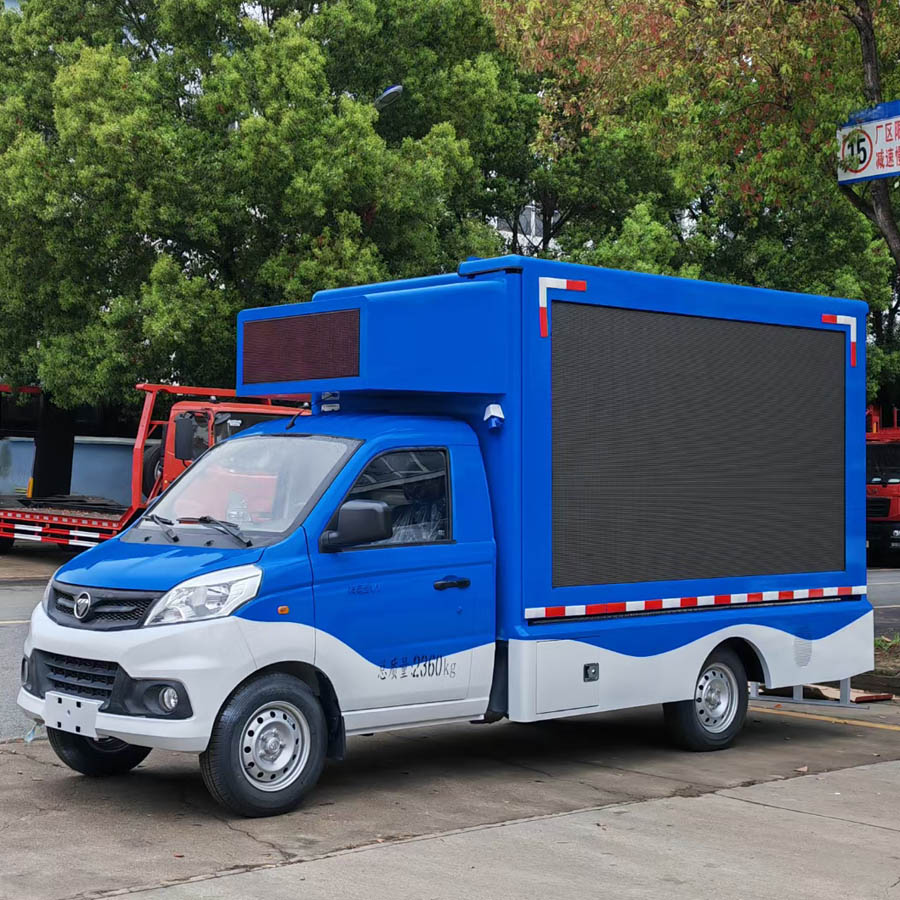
[374,85,403,113]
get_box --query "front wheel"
[200,674,327,817]
[47,728,151,775]
[663,647,748,751]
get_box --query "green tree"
[0,0,692,409]
[306,0,679,255]
[488,0,900,397]
[0,0,501,407]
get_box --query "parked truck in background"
[865,405,900,559]
[0,383,302,553]
[17,256,871,817]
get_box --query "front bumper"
[17,605,258,752]
[866,521,900,553]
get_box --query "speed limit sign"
[838,103,900,184]
[840,128,872,175]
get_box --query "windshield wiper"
[178,515,252,547]
[144,513,180,543]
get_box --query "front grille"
[867,497,891,518]
[34,650,120,704]
[48,581,162,630]
[24,650,194,719]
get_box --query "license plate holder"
[45,692,102,738]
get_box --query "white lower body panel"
[507,612,874,721]
[19,608,495,751]
[239,618,495,734]
[19,606,259,751]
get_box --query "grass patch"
[875,633,900,674]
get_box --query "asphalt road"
[0,583,37,741]
[865,565,900,633]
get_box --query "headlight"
[144,565,262,627]
[41,578,53,613]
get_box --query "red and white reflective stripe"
[538,277,587,337]
[821,313,857,367]
[0,520,104,548]
[524,585,867,620]
[2,510,116,527]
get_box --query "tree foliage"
[0,0,506,406]
[488,0,900,399]
[10,0,892,407]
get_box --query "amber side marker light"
[277,606,290,615]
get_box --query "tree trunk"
[840,1,900,279]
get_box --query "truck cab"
[865,406,900,558]
[18,256,871,818]
[0,383,303,552]
[155,396,308,494]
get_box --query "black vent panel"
[867,497,891,518]
[551,302,846,586]
[33,650,120,704]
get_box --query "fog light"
[892,529,900,538]
[159,686,179,713]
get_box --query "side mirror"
[320,500,392,552]
[173,413,196,461]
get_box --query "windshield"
[213,410,296,443]
[867,443,900,483]
[140,434,357,540]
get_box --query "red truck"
[865,404,900,559]
[0,383,303,553]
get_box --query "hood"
[55,537,265,593]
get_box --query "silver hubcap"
[239,701,310,792]
[694,662,739,734]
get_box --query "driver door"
[309,445,495,720]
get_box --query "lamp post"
[374,85,403,113]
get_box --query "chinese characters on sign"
[837,101,900,184]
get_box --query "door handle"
[433,576,471,591]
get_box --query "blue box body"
[237,255,867,641]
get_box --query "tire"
[200,673,327,818]
[0,537,13,554]
[664,647,748,751]
[141,443,163,498]
[47,728,151,776]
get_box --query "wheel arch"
[713,636,768,684]
[231,661,345,759]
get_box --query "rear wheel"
[141,443,163,498]
[200,673,327,817]
[664,647,748,751]
[47,728,151,776]
[0,536,13,554]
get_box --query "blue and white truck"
[18,255,871,817]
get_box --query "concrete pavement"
[1,549,899,898]
[126,760,900,900]
[0,542,77,583]
[2,700,900,900]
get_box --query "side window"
[190,412,210,459]
[346,449,450,546]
